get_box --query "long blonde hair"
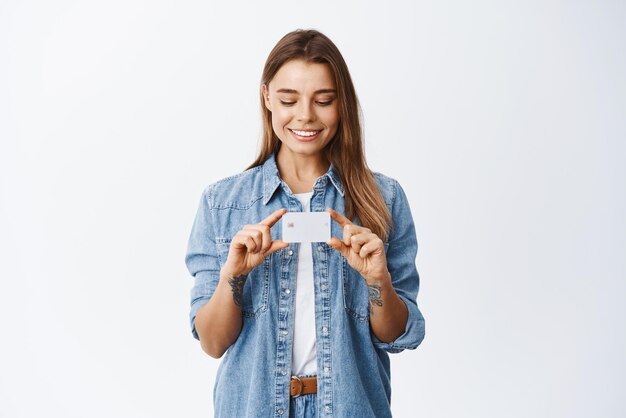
[248,29,392,240]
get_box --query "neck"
[276,148,329,194]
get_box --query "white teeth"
[291,129,319,137]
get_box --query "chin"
[288,143,327,157]
[278,137,324,155]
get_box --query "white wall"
[1,1,624,417]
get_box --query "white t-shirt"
[291,192,318,376]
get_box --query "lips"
[289,129,321,137]
[288,128,322,142]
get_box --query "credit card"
[282,211,330,243]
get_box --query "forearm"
[366,273,409,343]
[194,271,246,358]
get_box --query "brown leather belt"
[290,376,317,397]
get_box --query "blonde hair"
[248,29,392,240]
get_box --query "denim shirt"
[185,154,425,418]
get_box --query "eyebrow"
[275,88,337,94]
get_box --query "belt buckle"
[291,376,304,398]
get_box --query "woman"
[186,29,425,418]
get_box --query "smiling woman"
[185,29,425,418]
[261,59,340,189]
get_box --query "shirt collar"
[262,153,345,205]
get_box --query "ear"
[262,84,271,111]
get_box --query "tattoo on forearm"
[368,284,383,314]
[228,274,247,307]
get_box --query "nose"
[296,101,315,122]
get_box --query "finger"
[326,208,352,228]
[349,235,364,254]
[343,224,364,246]
[244,224,272,253]
[327,236,350,258]
[231,235,253,253]
[235,230,261,253]
[358,239,384,258]
[260,208,288,227]
[349,232,374,254]
[264,239,289,256]
[350,232,378,247]
[243,234,259,253]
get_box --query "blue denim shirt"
[185,154,425,417]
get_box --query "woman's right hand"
[221,208,289,278]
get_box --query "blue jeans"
[289,394,316,418]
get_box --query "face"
[263,59,340,160]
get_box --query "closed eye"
[279,99,335,107]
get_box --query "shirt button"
[281,330,288,335]
[277,408,284,415]
[281,370,287,376]
[317,245,324,251]
[324,406,331,413]
[324,366,330,373]
[285,289,291,295]
[322,326,328,335]
[287,250,294,256]
[321,284,328,291]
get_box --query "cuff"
[371,294,425,353]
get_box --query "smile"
[289,129,321,137]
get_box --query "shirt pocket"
[342,242,390,321]
[216,240,270,318]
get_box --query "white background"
[1,1,625,417]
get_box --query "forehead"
[269,59,336,92]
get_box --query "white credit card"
[282,212,330,243]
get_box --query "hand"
[222,208,289,277]
[326,208,390,282]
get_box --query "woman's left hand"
[326,208,390,282]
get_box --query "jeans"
[289,394,317,418]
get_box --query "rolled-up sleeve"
[372,180,425,353]
[185,186,220,340]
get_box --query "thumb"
[327,237,349,258]
[264,239,289,256]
